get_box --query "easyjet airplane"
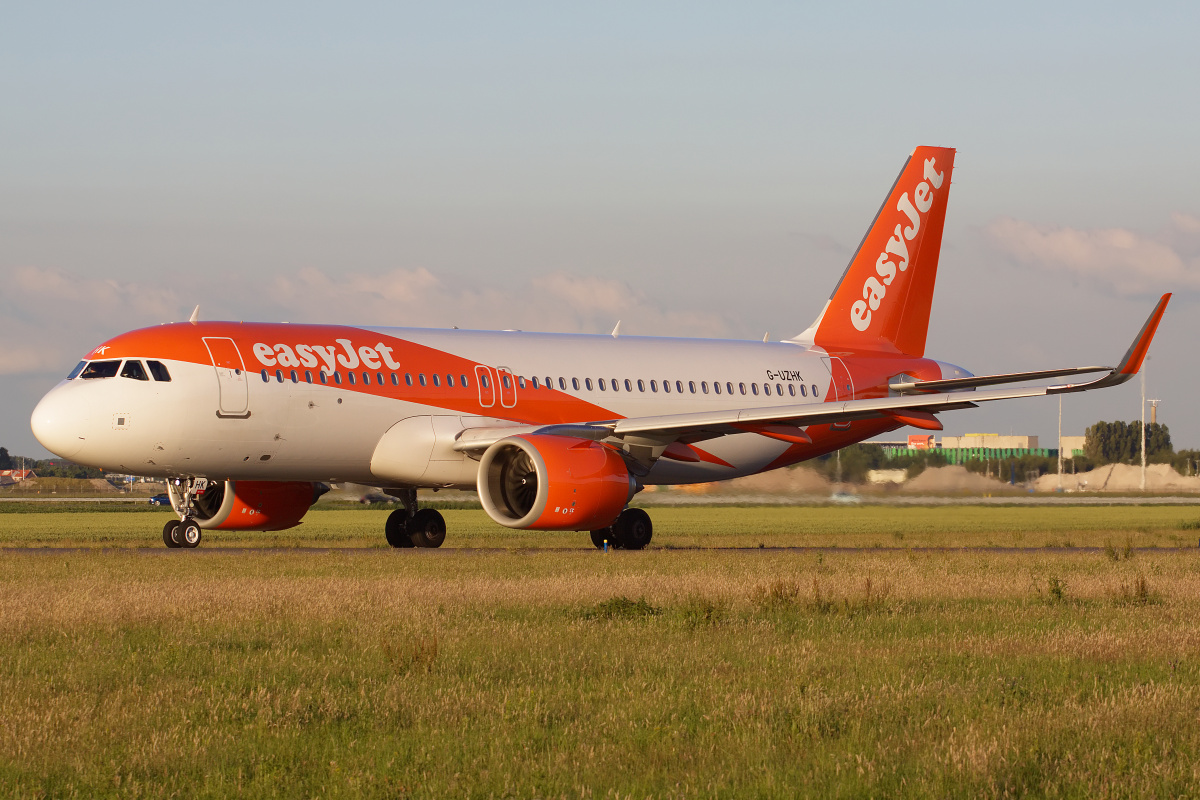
[30,146,1170,550]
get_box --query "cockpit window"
[79,360,121,379]
[120,360,149,381]
[67,361,86,380]
[147,360,172,382]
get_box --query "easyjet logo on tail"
[849,157,945,332]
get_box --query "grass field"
[3,503,1200,550]
[3,506,1200,797]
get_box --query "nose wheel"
[162,518,201,549]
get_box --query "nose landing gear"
[385,488,446,549]
[162,478,208,549]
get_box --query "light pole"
[1140,368,1146,492]
[1057,395,1063,492]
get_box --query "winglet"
[1051,293,1171,394]
[188,305,200,325]
[611,321,621,338]
[1115,293,1170,376]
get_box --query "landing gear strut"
[385,488,446,549]
[163,478,207,549]
[590,508,653,551]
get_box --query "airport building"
[875,433,1088,463]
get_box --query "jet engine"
[169,480,329,531]
[477,434,638,530]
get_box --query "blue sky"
[3,2,1198,456]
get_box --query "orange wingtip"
[1118,293,1171,375]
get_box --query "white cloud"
[984,214,1200,295]
[0,264,730,376]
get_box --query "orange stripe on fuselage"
[88,322,620,426]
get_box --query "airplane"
[29,146,1171,550]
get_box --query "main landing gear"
[385,488,447,549]
[163,478,207,549]
[590,508,653,551]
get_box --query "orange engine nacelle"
[179,480,328,531]
[477,435,637,530]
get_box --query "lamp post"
[1140,368,1146,492]
[1057,395,1063,492]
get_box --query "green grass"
[3,547,1200,797]
[4,507,1200,797]
[2,504,1200,549]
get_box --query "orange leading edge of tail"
[802,146,955,357]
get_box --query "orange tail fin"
[795,146,956,357]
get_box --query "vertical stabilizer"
[794,146,955,356]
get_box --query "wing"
[454,294,1171,464]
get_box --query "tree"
[1084,420,1172,464]
[0,447,10,470]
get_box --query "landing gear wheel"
[179,518,203,549]
[163,520,182,549]
[408,508,446,548]
[614,508,652,551]
[385,509,414,548]
[590,528,612,550]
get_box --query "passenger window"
[701,381,708,394]
[291,370,299,383]
[334,372,342,385]
[447,374,455,388]
[348,372,357,385]
[359,372,368,385]
[625,379,632,392]
[650,380,657,392]
[811,384,819,398]
[406,373,414,386]
[751,383,758,396]
[80,360,121,379]
[800,385,807,397]
[320,371,328,385]
[480,374,488,389]
[304,370,312,384]
[432,374,440,387]
[788,384,795,397]
[739,383,746,395]
[663,380,671,394]
[120,360,148,381]
[777,383,783,396]
[637,379,644,392]
[559,377,567,390]
[261,369,270,383]
[276,370,284,383]
[391,373,399,386]
[714,382,721,395]
[378,372,385,385]
[419,374,427,387]
[611,378,619,392]
[67,361,86,380]
[147,360,172,382]
[676,381,684,393]
[502,375,511,389]
[545,376,552,389]
[763,383,771,396]
[585,378,593,391]
[518,376,525,389]
[726,382,734,395]
[598,378,606,391]
[572,378,579,391]
[462,375,470,388]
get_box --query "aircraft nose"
[30,385,89,459]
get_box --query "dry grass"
[2,544,1200,797]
